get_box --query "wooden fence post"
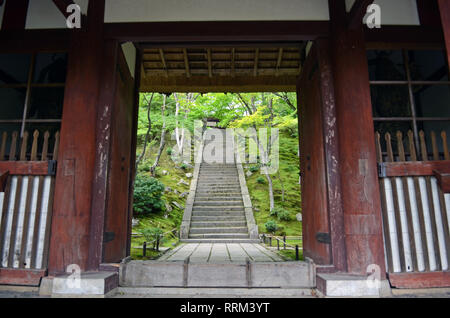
[143,242,147,257]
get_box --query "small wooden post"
[269,236,272,247]
[283,236,286,249]
[295,245,299,261]
[277,239,280,250]
[262,234,266,244]
[156,236,160,252]
[143,242,147,257]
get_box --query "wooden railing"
[260,234,302,260]
[0,130,59,279]
[376,130,450,278]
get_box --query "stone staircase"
[181,128,259,243]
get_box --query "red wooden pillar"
[48,0,106,275]
[328,0,386,276]
[438,0,450,70]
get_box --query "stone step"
[196,187,241,191]
[190,221,247,227]
[188,233,250,239]
[192,212,245,217]
[199,171,237,173]
[116,287,314,298]
[198,177,239,181]
[193,201,243,206]
[119,260,315,288]
[194,196,242,201]
[197,183,240,186]
[195,191,242,195]
[193,206,245,211]
[189,227,249,234]
[197,192,242,197]
[191,216,246,222]
[180,238,261,244]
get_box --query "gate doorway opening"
[112,42,332,290]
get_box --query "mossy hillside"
[131,141,192,260]
[245,131,302,237]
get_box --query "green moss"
[245,132,302,238]
[131,140,192,259]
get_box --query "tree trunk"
[150,95,167,176]
[136,93,154,168]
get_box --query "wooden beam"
[389,271,450,289]
[0,161,55,176]
[52,0,76,19]
[103,21,330,42]
[0,268,47,286]
[1,0,29,30]
[159,48,168,77]
[207,48,213,78]
[416,0,442,28]
[254,48,259,77]
[183,48,191,78]
[0,29,70,53]
[365,26,444,49]
[276,48,283,76]
[141,42,308,49]
[378,161,450,178]
[438,0,450,72]
[434,170,450,193]
[231,48,236,78]
[140,74,297,93]
[347,0,375,30]
[0,171,8,192]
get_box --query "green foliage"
[133,174,165,215]
[249,165,260,173]
[166,147,173,155]
[140,227,164,242]
[265,220,279,233]
[269,206,291,221]
[180,163,188,170]
[277,209,291,221]
[256,176,266,184]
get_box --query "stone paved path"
[159,243,283,262]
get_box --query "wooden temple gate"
[0,130,59,285]
[376,130,450,287]
[0,0,449,294]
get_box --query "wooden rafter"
[159,48,168,77]
[254,48,259,77]
[298,41,308,74]
[207,48,213,78]
[183,48,191,78]
[276,48,283,76]
[231,48,236,77]
[347,0,375,30]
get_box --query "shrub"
[269,207,291,221]
[133,174,165,215]
[140,227,167,249]
[256,176,266,184]
[180,163,188,170]
[167,147,173,155]
[249,165,260,173]
[265,220,279,233]
[277,210,291,221]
